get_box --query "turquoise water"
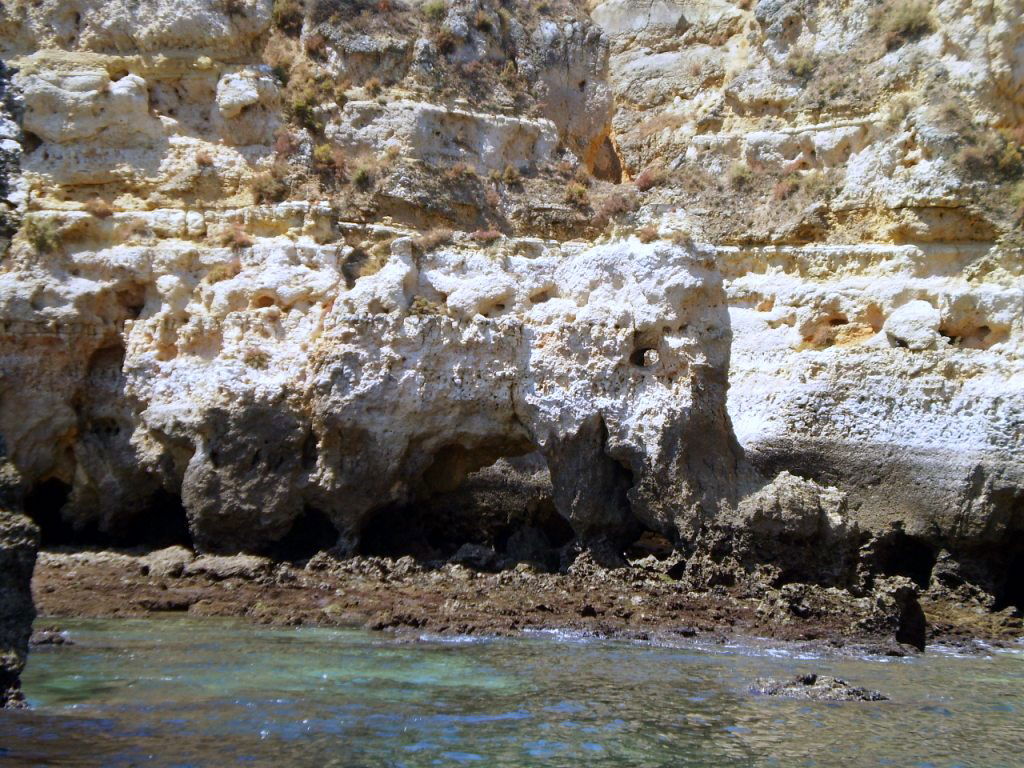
[2,617,1023,767]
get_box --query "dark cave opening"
[118,489,192,549]
[997,546,1024,613]
[269,506,340,563]
[987,488,1024,613]
[24,480,191,550]
[872,529,937,589]
[591,135,623,184]
[358,451,573,571]
[23,477,74,547]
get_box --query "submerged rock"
[29,628,73,646]
[750,674,888,702]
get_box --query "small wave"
[521,628,599,644]
[415,633,495,645]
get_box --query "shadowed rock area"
[0,505,38,708]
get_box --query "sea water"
[2,617,1023,767]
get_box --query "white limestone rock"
[883,300,942,351]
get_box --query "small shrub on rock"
[1007,178,1024,226]
[352,164,374,190]
[593,190,637,227]
[313,143,346,175]
[956,132,1023,179]
[221,223,255,249]
[634,164,667,192]
[565,181,589,206]
[205,263,239,284]
[24,217,60,253]
[304,32,328,57]
[434,27,457,55]
[252,162,290,203]
[274,130,300,158]
[728,161,753,189]
[272,0,304,35]
[243,348,270,368]
[671,229,693,247]
[880,0,933,50]
[444,162,477,182]
[788,49,815,78]
[772,175,801,201]
[409,296,447,316]
[637,224,659,243]
[422,0,446,21]
[471,229,501,243]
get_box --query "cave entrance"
[23,478,74,547]
[269,506,340,563]
[997,545,1024,613]
[117,489,192,549]
[24,479,191,550]
[988,488,1024,613]
[358,445,572,571]
[871,528,937,589]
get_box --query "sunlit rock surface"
[0,0,1020,618]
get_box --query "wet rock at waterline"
[0,507,39,708]
[750,674,889,702]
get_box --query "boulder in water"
[750,674,888,702]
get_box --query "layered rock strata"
[0,0,1020,651]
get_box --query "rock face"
[0,506,38,708]
[596,0,1024,606]
[0,0,1020,627]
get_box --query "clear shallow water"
[2,618,1023,767]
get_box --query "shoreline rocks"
[0,508,39,709]
[750,674,889,702]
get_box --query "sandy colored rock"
[0,0,1020,642]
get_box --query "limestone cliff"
[0,0,1020,627]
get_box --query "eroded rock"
[0,507,39,708]
[750,674,889,702]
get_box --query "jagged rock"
[141,546,195,580]
[861,576,927,651]
[450,543,498,571]
[0,508,38,708]
[29,628,73,646]
[750,674,888,702]
[183,554,273,581]
[327,100,559,172]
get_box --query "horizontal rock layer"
[0,0,1020,639]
